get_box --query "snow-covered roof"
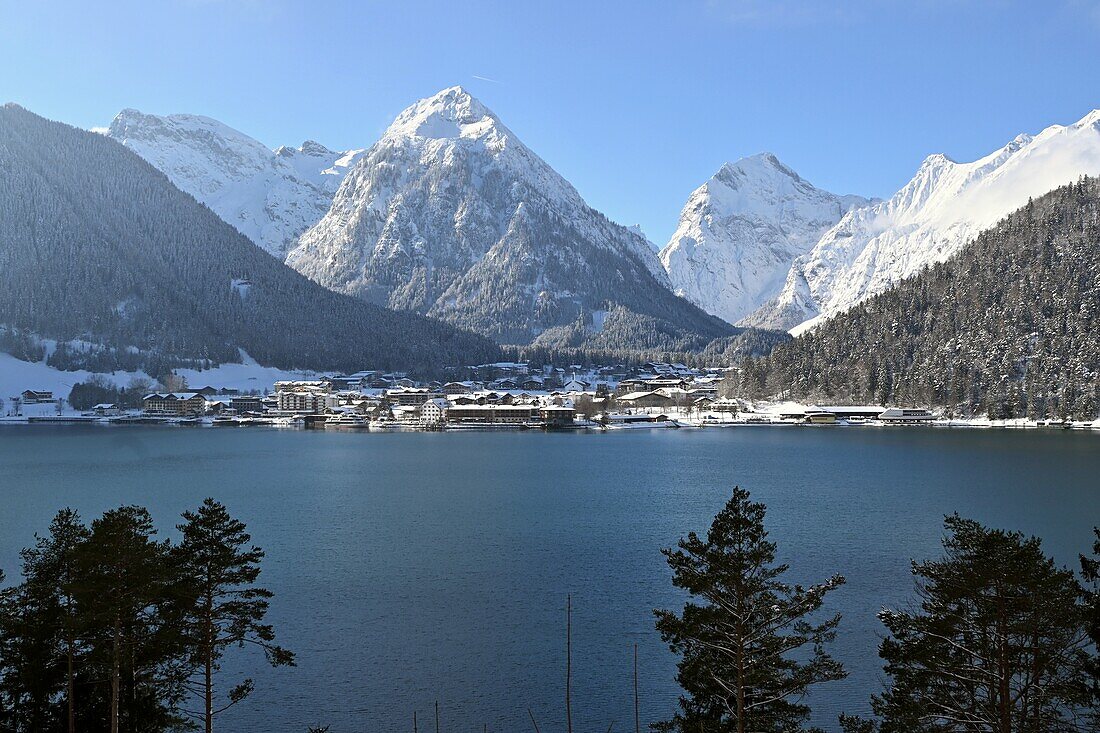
[618,390,668,401]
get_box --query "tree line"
[0,500,293,733]
[722,177,1100,420]
[505,323,788,374]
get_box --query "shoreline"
[2,414,1098,433]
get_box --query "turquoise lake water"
[1,425,1097,731]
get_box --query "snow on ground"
[173,352,318,393]
[0,351,152,406]
[0,349,317,409]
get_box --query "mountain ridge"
[743,107,1100,333]
[105,108,366,257]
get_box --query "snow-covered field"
[0,350,316,409]
[173,353,319,393]
[0,351,149,406]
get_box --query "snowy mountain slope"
[105,109,365,257]
[659,154,870,324]
[287,86,734,345]
[744,108,1100,333]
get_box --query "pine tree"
[874,515,1093,732]
[19,509,89,733]
[654,487,846,733]
[0,511,91,733]
[73,506,188,733]
[174,498,295,733]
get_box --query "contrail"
[472,75,502,84]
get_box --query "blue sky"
[3,0,1100,244]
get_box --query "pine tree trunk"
[205,605,214,733]
[736,616,745,733]
[111,616,120,733]
[67,633,75,733]
[997,592,1010,733]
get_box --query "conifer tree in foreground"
[17,509,89,733]
[872,515,1093,733]
[174,498,295,733]
[0,510,104,733]
[73,506,188,733]
[654,487,846,733]
[0,503,293,732]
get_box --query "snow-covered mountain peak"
[1079,108,1100,125]
[717,152,802,184]
[299,139,335,155]
[383,85,502,141]
[284,88,713,343]
[108,108,275,182]
[276,140,337,158]
[659,156,872,325]
[109,109,263,153]
[106,109,366,257]
[918,152,955,170]
[744,106,1100,333]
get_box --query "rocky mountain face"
[0,103,498,375]
[286,86,736,345]
[743,108,1100,333]
[106,109,365,257]
[730,177,1100,420]
[659,154,870,325]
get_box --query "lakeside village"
[3,360,1097,431]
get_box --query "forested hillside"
[527,304,786,355]
[0,104,499,375]
[728,177,1100,419]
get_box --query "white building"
[420,398,450,426]
[277,391,328,413]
